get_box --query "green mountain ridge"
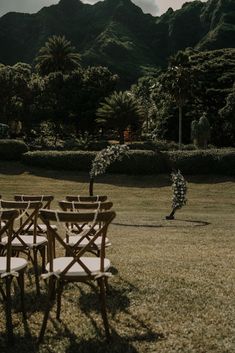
[0,0,234,85]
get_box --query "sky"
[0,0,207,17]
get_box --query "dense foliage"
[35,35,81,75]
[0,60,118,134]
[0,139,28,160]
[0,0,234,87]
[131,48,235,147]
[0,1,234,148]
[96,91,144,143]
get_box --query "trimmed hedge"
[22,151,96,170]
[22,149,235,175]
[0,139,28,160]
[167,149,235,175]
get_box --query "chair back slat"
[15,195,54,209]
[59,201,113,211]
[66,195,107,202]
[40,209,115,223]
[0,200,42,245]
[0,209,19,272]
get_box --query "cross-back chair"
[0,200,46,294]
[59,201,113,256]
[14,195,56,234]
[0,209,27,342]
[66,195,108,202]
[38,209,116,342]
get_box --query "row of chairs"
[0,194,116,343]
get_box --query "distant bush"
[63,138,109,151]
[108,150,168,174]
[128,140,196,151]
[22,151,96,171]
[166,149,235,175]
[22,149,235,175]
[0,139,28,160]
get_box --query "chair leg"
[5,276,14,343]
[0,284,6,300]
[98,278,110,340]
[33,248,40,295]
[56,281,64,321]
[104,277,110,294]
[38,277,56,343]
[40,247,46,273]
[17,272,26,318]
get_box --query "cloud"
[132,0,159,15]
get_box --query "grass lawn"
[0,163,235,353]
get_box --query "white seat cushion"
[64,235,111,248]
[46,257,110,277]
[68,224,100,231]
[1,235,47,247]
[0,257,27,273]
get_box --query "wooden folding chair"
[66,195,108,202]
[59,201,113,256]
[14,195,56,234]
[0,200,46,294]
[38,209,116,342]
[0,209,27,342]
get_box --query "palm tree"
[161,51,196,149]
[96,91,144,144]
[35,35,81,75]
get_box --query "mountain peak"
[58,0,83,9]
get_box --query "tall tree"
[96,91,143,144]
[35,35,81,75]
[219,83,235,145]
[160,51,196,149]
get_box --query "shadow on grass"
[113,218,210,228]
[0,162,171,188]
[52,318,163,353]
[78,285,130,318]
[0,335,39,353]
[1,163,235,189]
[64,331,161,353]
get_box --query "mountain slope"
[0,0,234,85]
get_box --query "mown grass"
[0,162,235,353]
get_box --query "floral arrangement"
[90,144,129,179]
[89,144,129,195]
[171,170,187,210]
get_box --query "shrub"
[108,150,168,174]
[166,149,235,175]
[22,151,96,171]
[22,149,235,175]
[63,138,109,151]
[0,139,28,160]
[128,140,195,151]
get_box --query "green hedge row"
[22,151,96,170]
[0,139,28,160]
[22,149,235,175]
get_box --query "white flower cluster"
[90,144,129,178]
[171,170,187,209]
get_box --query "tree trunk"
[119,130,125,145]
[178,106,182,150]
[89,177,94,196]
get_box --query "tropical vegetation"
[0,0,234,86]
